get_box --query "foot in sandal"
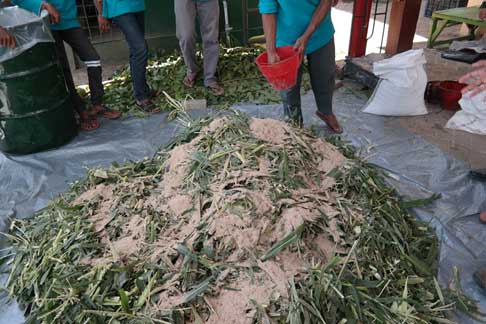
[315,111,343,134]
[182,73,198,88]
[89,105,122,120]
[79,111,100,131]
[207,82,225,96]
[136,98,161,114]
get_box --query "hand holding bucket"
[256,46,303,91]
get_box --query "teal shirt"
[259,0,334,55]
[102,0,145,19]
[13,0,80,31]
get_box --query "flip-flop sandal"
[315,111,343,134]
[80,118,100,131]
[207,83,225,96]
[89,105,122,120]
[183,74,197,88]
[136,99,161,114]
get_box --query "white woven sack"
[363,49,428,116]
[446,92,486,135]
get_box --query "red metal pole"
[348,0,374,58]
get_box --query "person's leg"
[52,30,86,115]
[175,0,198,83]
[308,39,335,116]
[113,12,149,102]
[60,28,104,108]
[53,30,99,130]
[133,11,153,97]
[307,38,342,133]
[197,0,220,87]
[280,66,304,127]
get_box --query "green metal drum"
[0,42,78,154]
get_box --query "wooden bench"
[428,7,486,48]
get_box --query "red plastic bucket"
[256,46,302,91]
[439,81,466,111]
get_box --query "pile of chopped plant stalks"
[2,111,479,324]
[79,47,310,116]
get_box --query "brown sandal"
[89,105,122,120]
[80,118,100,131]
[316,111,343,134]
[136,99,161,114]
[207,83,225,96]
[183,74,197,88]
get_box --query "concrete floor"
[350,49,486,169]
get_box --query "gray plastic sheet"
[0,89,485,323]
[0,6,53,62]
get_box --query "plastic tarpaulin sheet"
[1,89,485,323]
[0,6,53,62]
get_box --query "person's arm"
[262,14,279,64]
[459,60,486,97]
[93,0,110,33]
[11,0,60,24]
[0,27,16,48]
[40,1,60,24]
[294,0,333,53]
[260,0,280,64]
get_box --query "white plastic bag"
[0,6,54,63]
[363,49,428,116]
[445,92,486,135]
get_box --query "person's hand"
[294,34,310,57]
[97,16,111,33]
[480,8,486,21]
[41,2,61,25]
[267,49,280,64]
[0,27,16,48]
[459,60,486,97]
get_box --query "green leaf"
[261,224,304,261]
[401,193,441,209]
[118,289,130,313]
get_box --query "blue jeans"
[113,11,150,101]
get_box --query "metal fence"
[76,0,123,44]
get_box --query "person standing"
[13,0,121,131]
[94,0,160,114]
[259,0,342,133]
[175,0,224,96]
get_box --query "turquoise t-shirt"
[259,0,334,55]
[102,0,145,19]
[13,0,80,31]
